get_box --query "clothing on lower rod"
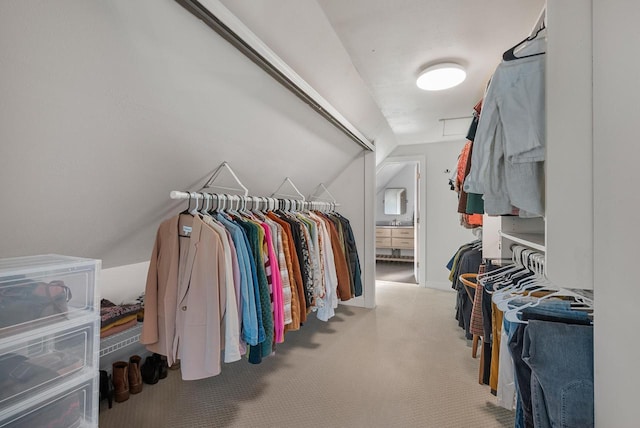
[522,320,594,428]
[508,304,593,428]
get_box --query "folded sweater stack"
[100,299,143,338]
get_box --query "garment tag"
[182,225,192,235]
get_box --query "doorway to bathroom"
[375,157,423,285]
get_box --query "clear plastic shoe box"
[0,255,100,428]
[0,255,99,336]
[0,377,97,428]
[0,318,98,409]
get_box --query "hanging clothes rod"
[171,190,204,200]
[505,244,593,307]
[271,177,306,200]
[170,191,267,205]
[200,161,249,196]
[173,0,373,152]
[169,191,339,213]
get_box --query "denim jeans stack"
[506,302,593,428]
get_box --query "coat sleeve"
[327,221,351,301]
[140,226,161,346]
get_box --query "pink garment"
[261,223,285,344]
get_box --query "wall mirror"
[384,188,406,215]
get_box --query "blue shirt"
[217,213,263,345]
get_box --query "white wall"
[592,1,640,425]
[388,141,474,290]
[325,151,376,308]
[0,0,372,304]
[100,262,150,304]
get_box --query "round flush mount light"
[416,63,466,91]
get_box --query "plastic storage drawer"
[0,255,100,336]
[0,377,97,428]
[0,317,98,411]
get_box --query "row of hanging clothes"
[448,100,484,229]
[447,11,594,427]
[140,165,362,381]
[461,13,547,218]
[449,243,594,428]
[447,236,482,339]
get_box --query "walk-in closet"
[0,0,637,427]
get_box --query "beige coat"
[141,214,226,380]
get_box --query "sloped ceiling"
[0,0,364,267]
[0,0,546,268]
[218,0,399,163]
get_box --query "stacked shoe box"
[0,255,100,428]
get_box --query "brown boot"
[112,361,129,402]
[128,355,143,394]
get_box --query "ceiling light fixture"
[416,63,466,91]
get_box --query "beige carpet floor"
[99,281,514,428]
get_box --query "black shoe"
[156,354,169,379]
[140,355,160,385]
[99,369,114,409]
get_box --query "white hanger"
[493,249,548,304]
[272,177,305,201]
[200,193,211,215]
[480,246,530,294]
[251,196,260,212]
[309,183,338,204]
[218,194,227,212]
[200,161,249,196]
[503,285,568,325]
[225,195,236,214]
[499,251,593,324]
[496,273,554,311]
[484,247,526,290]
[189,192,201,216]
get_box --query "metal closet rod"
[169,192,275,210]
[174,0,374,152]
[169,191,338,210]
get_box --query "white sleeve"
[463,72,500,195]
[205,218,242,363]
